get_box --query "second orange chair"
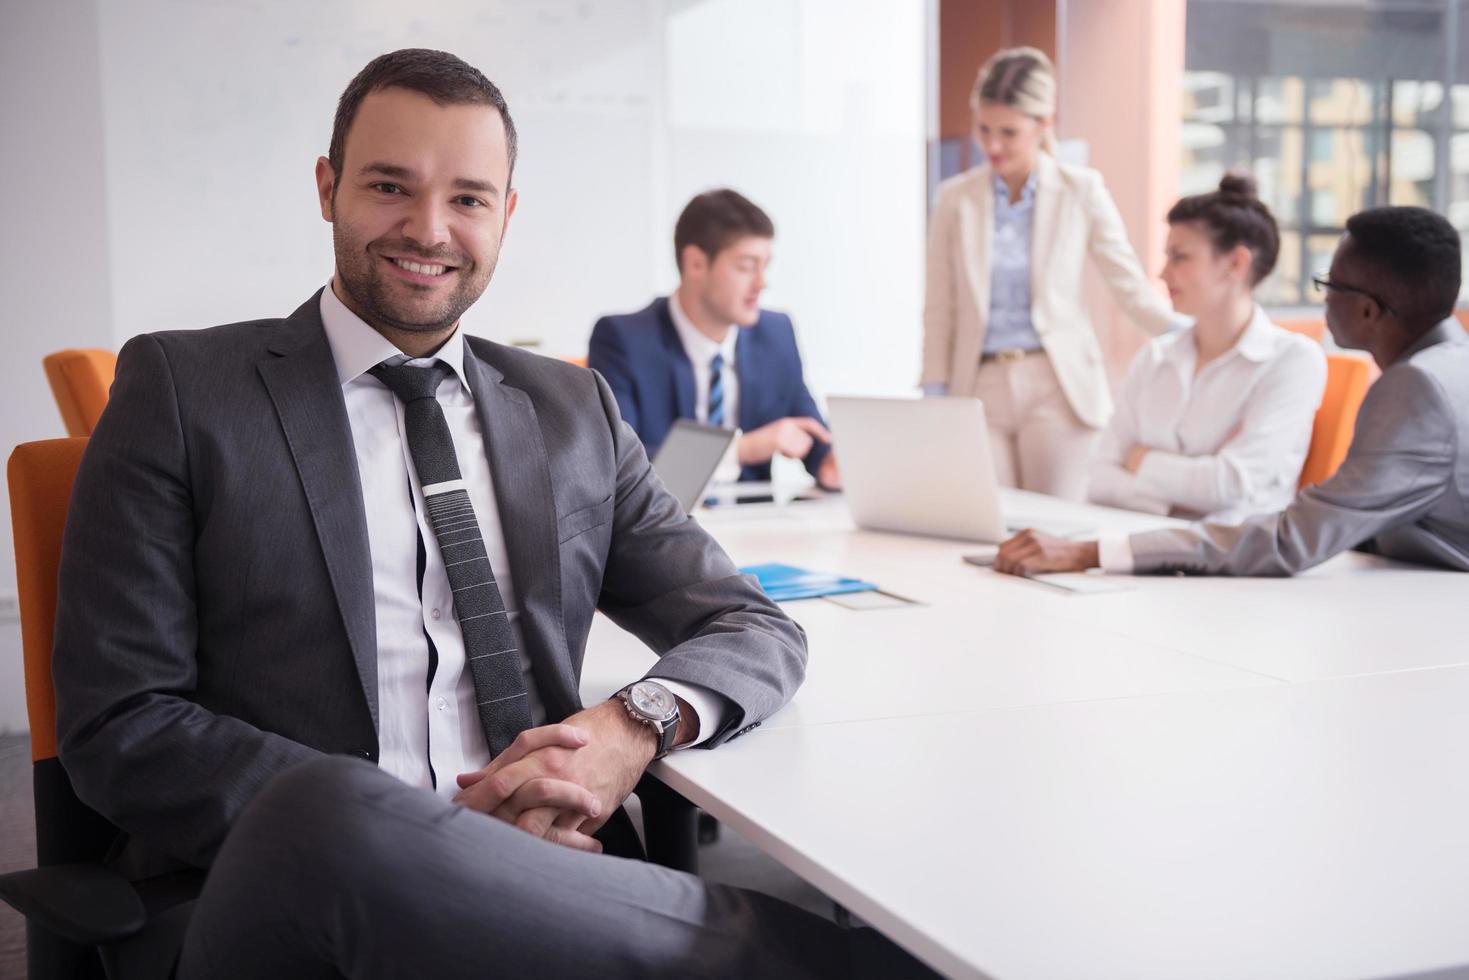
[42,349,117,437]
[1299,354,1372,488]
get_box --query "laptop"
[825,396,1095,543]
[650,419,738,513]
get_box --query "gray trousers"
[178,757,932,979]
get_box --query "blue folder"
[739,563,879,602]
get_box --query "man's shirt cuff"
[1097,534,1136,574]
[644,678,724,748]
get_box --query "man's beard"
[333,227,496,335]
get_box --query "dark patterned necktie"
[708,352,726,427]
[370,359,531,756]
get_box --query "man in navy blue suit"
[589,189,841,488]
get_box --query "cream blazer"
[921,153,1175,429]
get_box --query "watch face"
[629,682,676,721]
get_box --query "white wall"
[93,0,668,350]
[89,0,925,381]
[0,0,115,734]
[663,0,928,404]
[0,0,926,732]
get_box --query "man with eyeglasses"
[996,205,1469,576]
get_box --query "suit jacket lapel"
[462,342,581,720]
[1029,153,1061,313]
[960,167,994,328]
[657,300,697,420]
[257,293,379,730]
[734,327,758,431]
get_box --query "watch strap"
[653,713,677,760]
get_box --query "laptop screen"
[650,420,737,513]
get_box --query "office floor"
[0,734,829,979]
[1,736,27,980]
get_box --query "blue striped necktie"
[370,359,531,757]
[707,352,726,427]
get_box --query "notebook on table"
[739,563,878,602]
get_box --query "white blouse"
[1088,306,1327,524]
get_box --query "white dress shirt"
[669,292,743,481]
[669,292,741,427]
[319,285,721,797]
[1092,305,1327,571]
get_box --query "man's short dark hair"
[674,189,775,272]
[1344,206,1461,329]
[329,48,517,186]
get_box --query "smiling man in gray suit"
[997,205,1469,578]
[51,49,924,979]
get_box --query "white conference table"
[581,490,1469,979]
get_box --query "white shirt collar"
[668,291,739,367]
[992,169,1038,206]
[1232,305,1280,363]
[1165,304,1279,370]
[319,281,469,391]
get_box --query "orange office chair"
[0,439,163,979]
[1299,354,1372,488]
[43,350,117,436]
[1275,317,1327,344]
[559,354,589,368]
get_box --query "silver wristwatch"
[614,681,681,760]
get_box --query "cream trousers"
[970,352,1099,501]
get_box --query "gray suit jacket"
[1128,321,1469,575]
[53,290,806,872]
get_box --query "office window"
[1184,0,1469,306]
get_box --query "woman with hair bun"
[1087,173,1327,521]
[922,46,1181,500]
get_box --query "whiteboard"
[95,0,926,391]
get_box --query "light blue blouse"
[984,171,1042,354]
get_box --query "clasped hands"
[452,699,658,853]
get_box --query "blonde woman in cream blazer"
[922,153,1177,499]
[922,48,1177,500]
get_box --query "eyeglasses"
[1311,273,1395,316]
